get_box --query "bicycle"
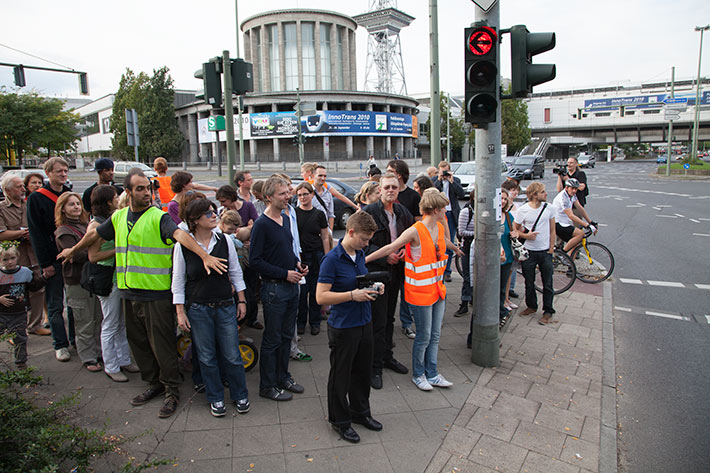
[568,227,614,283]
[518,248,577,296]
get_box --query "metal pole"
[297,87,304,165]
[429,0,441,166]
[666,67,674,177]
[223,51,237,185]
[691,25,709,164]
[216,131,223,177]
[446,91,451,162]
[471,1,501,368]
[235,0,245,172]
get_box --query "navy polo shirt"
[318,242,372,329]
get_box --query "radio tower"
[353,1,414,96]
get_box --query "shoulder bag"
[506,212,528,262]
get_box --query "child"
[0,244,45,369]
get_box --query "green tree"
[426,95,467,161]
[110,67,183,161]
[501,92,531,155]
[0,88,80,165]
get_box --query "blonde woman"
[354,181,381,208]
[366,188,462,391]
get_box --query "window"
[594,112,611,117]
[301,22,316,90]
[335,27,344,89]
[544,108,551,123]
[284,23,298,90]
[268,25,280,91]
[643,109,660,114]
[320,23,332,89]
[79,113,99,136]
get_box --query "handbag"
[80,262,114,297]
[506,213,528,262]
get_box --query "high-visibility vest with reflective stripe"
[404,221,448,306]
[112,206,173,290]
[155,175,174,211]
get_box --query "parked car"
[112,161,157,181]
[656,155,668,164]
[453,161,509,196]
[508,155,546,179]
[290,177,357,229]
[0,169,73,201]
[577,153,596,168]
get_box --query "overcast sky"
[1,0,709,101]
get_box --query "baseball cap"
[93,158,114,171]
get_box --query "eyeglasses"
[203,210,216,218]
[296,192,311,198]
[382,185,399,190]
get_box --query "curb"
[599,281,618,473]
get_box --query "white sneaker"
[55,348,71,362]
[412,375,433,391]
[427,374,453,388]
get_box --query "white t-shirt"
[514,202,555,251]
[552,191,576,227]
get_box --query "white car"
[453,161,509,195]
[112,161,157,180]
[577,153,596,168]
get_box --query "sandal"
[84,361,103,372]
[291,352,312,362]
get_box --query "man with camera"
[433,161,465,282]
[555,156,588,208]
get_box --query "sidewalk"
[13,276,615,473]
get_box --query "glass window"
[268,25,280,91]
[301,22,316,90]
[79,113,99,136]
[335,27,344,89]
[320,23,331,89]
[284,23,298,90]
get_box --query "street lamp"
[691,24,709,163]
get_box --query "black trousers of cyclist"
[521,250,555,315]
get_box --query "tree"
[0,88,80,165]
[110,67,183,161]
[501,92,531,155]
[426,95,467,161]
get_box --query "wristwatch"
[237,301,246,305]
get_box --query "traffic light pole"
[235,0,245,172]
[429,0,441,166]
[471,1,501,368]
[223,50,237,185]
[296,88,304,165]
[666,67,674,177]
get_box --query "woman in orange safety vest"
[366,188,463,392]
[153,157,175,211]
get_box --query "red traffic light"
[468,26,497,56]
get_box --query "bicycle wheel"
[533,249,577,295]
[455,254,464,278]
[572,241,614,283]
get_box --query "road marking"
[645,311,688,321]
[675,214,685,218]
[656,215,677,218]
[657,205,672,208]
[619,278,643,284]
[690,219,701,223]
[614,198,624,201]
[636,203,646,206]
[696,284,710,290]
[595,185,691,197]
[615,306,633,312]
[699,218,710,222]
[599,223,608,227]
[706,316,710,324]
[693,233,710,237]
[627,205,643,208]
[652,206,662,210]
[648,280,685,288]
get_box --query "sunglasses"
[203,210,216,218]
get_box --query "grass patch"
[663,162,708,170]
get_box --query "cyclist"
[552,178,597,256]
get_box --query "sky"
[1,0,709,101]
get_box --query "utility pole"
[691,25,709,164]
[429,0,441,166]
[446,91,451,162]
[235,0,245,172]
[471,1,501,368]
[223,50,237,186]
[296,87,305,165]
[666,67,674,177]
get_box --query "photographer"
[316,211,383,444]
[555,157,588,207]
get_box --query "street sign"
[470,0,497,12]
[683,163,691,169]
[664,110,681,121]
[207,115,226,131]
[468,27,496,56]
[294,101,317,115]
[663,97,688,105]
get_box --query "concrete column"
[272,103,280,161]
[278,22,286,91]
[346,102,354,159]
[384,105,391,158]
[330,23,338,89]
[322,102,329,161]
[249,138,257,163]
[244,29,252,62]
[187,112,199,163]
[342,27,351,91]
[314,21,322,90]
[262,26,271,92]
[349,29,357,90]
[397,136,404,156]
[366,103,374,156]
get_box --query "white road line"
[706,316,710,324]
[619,278,643,284]
[675,214,685,218]
[690,219,701,223]
[636,203,646,206]
[652,207,662,210]
[648,280,685,288]
[615,306,633,312]
[693,233,710,237]
[696,284,710,290]
[599,223,608,227]
[656,215,677,218]
[614,198,624,201]
[645,311,687,321]
[627,205,643,208]
[699,218,710,222]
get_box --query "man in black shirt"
[556,156,588,207]
[82,158,123,213]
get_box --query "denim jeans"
[45,267,71,350]
[187,302,248,403]
[398,283,414,329]
[298,250,324,329]
[521,250,555,315]
[259,281,299,392]
[444,211,456,276]
[410,297,445,379]
[461,238,473,302]
[500,263,513,319]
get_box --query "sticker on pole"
[468,27,497,56]
[470,0,498,12]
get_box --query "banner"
[250,110,415,138]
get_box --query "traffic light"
[231,59,254,95]
[78,73,89,95]
[509,25,556,98]
[195,61,222,108]
[13,65,26,87]
[464,26,498,125]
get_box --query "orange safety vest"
[154,175,174,211]
[404,221,448,306]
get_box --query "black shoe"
[352,416,383,431]
[454,302,469,317]
[158,395,179,418]
[310,325,320,336]
[246,321,264,330]
[444,274,452,282]
[370,373,383,390]
[384,358,408,375]
[279,377,305,394]
[333,425,360,444]
[297,326,305,335]
[259,387,293,401]
[130,385,165,406]
[509,290,520,299]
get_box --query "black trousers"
[370,268,401,374]
[242,265,260,325]
[327,322,373,427]
[521,250,555,315]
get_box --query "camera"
[356,271,390,299]
[552,164,567,176]
[442,171,451,178]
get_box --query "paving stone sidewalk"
[7,276,614,473]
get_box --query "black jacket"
[362,200,414,272]
[27,184,71,269]
[433,176,466,221]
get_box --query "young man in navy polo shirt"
[316,211,384,444]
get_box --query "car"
[656,155,668,163]
[449,162,462,174]
[112,161,157,180]
[508,155,546,179]
[0,168,74,201]
[577,153,596,168]
[290,177,357,229]
[453,161,509,195]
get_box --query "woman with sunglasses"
[172,198,250,417]
[365,188,463,391]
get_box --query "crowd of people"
[0,154,596,443]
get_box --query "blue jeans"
[260,281,299,392]
[45,268,74,350]
[410,298,445,379]
[298,250,324,329]
[444,211,456,275]
[187,302,248,403]
[398,283,413,329]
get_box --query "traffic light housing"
[78,73,89,95]
[231,59,254,95]
[195,61,222,108]
[464,26,498,125]
[510,25,556,98]
[13,65,26,87]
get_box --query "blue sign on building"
[584,92,710,112]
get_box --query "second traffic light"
[464,26,498,125]
[195,61,223,108]
[510,25,556,98]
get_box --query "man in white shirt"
[513,182,556,325]
[552,178,597,255]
